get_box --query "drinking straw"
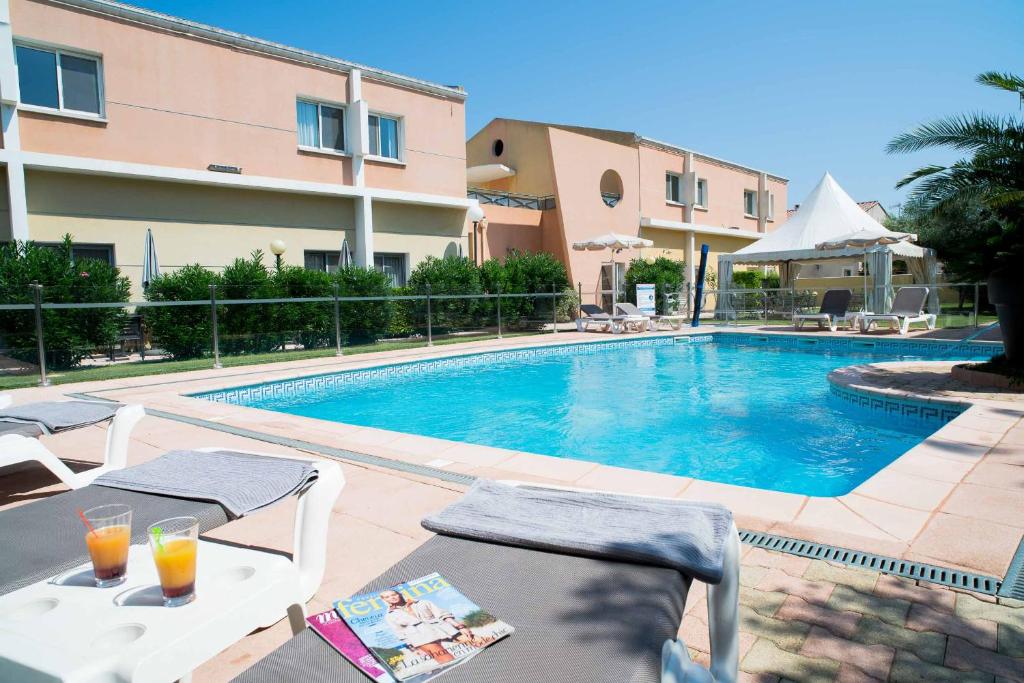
[77,508,97,537]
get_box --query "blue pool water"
[198,336,998,497]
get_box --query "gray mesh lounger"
[0,484,228,596]
[233,534,690,683]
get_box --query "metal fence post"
[31,283,50,386]
[333,282,343,356]
[551,282,558,334]
[577,281,583,319]
[209,283,222,369]
[426,283,433,347]
[973,282,980,329]
[496,283,503,339]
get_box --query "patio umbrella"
[339,238,353,269]
[572,232,653,307]
[141,227,160,289]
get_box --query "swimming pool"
[196,334,999,497]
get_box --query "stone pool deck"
[1,325,1022,680]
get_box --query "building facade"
[465,119,788,305]
[0,0,472,295]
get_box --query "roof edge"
[43,0,467,100]
[638,136,789,183]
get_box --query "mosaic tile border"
[828,383,965,427]
[715,333,1002,359]
[195,336,677,405]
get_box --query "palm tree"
[887,72,1024,366]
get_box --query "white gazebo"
[717,172,938,316]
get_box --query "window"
[368,113,401,160]
[40,242,115,266]
[374,253,407,286]
[304,250,340,273]
[744,190,758,217]
[767,192,775,220]
[15,44,102,115]
[696,178,708,208]
[296,100,346,152]
[665,173,681,203]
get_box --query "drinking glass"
[82,504,132,588]
[147,516,199,607]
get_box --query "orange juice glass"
[148,516,199,607]
[83,504,132,587]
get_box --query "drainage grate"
[739,530,1002,596]
[999,538,1024,600]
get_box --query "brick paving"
[682,545,1024,682]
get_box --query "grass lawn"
[0,331,537,391]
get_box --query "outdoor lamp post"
[467,204,485,265]
[270,239,287,271]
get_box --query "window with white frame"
[743,189,758,217]
[374,253,407,286]
[296,100,346,152]
[15,43,103,116]
[767,192,775,220]
[696,178,708,208]
[368,113,401,160]
[665,173,681,203]
[304,250,341,273]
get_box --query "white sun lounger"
[860,286,936,335]
[0,397,145,489]
[576,303,629,333]
[616,301,689,331]
[793,288,857,332]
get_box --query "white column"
[757,172,768,233]
[682,151,696,224]
[347,69,368,188]
[686,230,695,307]
[354,195,374,267]
[0,0,27,240]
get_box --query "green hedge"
[0,236,130,369]
[623,257,685,314]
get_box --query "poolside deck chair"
[0,445,344,605]
[616,301,689,331]
[232,481,741,683]
[0,397,145,489]
[860,286,936,335]
[576,303,627,334]
[792,288,856,332]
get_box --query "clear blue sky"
[132,0,1023,212]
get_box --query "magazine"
[307,608,395,683]
[335,573,514,681]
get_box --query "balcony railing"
[468,187,555,210]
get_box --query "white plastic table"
[0,540,307,682]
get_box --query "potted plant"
[887,71,1024,367]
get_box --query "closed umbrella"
[572,232,653,308]
[141,227,160,289]
[340,238,353,269]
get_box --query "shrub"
[335,266,393,344]
[144,264,219,359]
[274,265,333,349]
[408,256,482,330]
[731,270,762,289]
[218,251,278,354]
[623,257,685,314]
[483,250,571,327]
[0,236,130,369]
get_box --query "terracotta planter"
[988,266,1023,366]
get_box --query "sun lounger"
[233,481,740,683]
[792,288,856,332]
[576,303,627,333]
[0,447,344,602]
[0,398,145,489]
[616,301,688,331]
[860,286,936,335]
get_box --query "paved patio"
[1,327,1022,681]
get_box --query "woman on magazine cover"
[380,589,475,664]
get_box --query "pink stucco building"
[466,119,788,305]
[0,0,472,293]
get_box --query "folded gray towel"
[95,449,318,519]
[422,479,733,584]
[0,400,122,434]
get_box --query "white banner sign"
[636,283,656,316]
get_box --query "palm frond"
[976,71,1024,95]
[894,164,947,189]
[885,113,1019,154]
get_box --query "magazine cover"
[335,573,514,681]
[307,609,395,683]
